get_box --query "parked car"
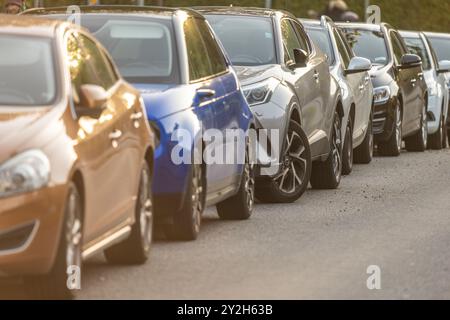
[0,15,155,298]
[424,32,450,142]
[303,17,374,175]
[339,22,428,156]
[25,6,256,241]
[198,7,344,201]
[400,31,450,149]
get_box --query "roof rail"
[320,15,333,27]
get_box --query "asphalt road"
[2,148,450,299]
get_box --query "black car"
[339,22,428,156]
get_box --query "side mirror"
[345,56,372,75]
[76,84,108,118]
[289,48,308,69]
[399,54,422,69]
[437,60,450,74]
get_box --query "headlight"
[0,150,50,198]
[242,78,280,106]
[373,86,391,104]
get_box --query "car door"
[183,17,230,194]
[335,28,369,137]
[282,19,324,144]
[390,30,420,134]
[67,32,134,244]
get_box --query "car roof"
[0,14,61,37]
[335,22,384,32]
[23,5,203,19]
[399,30,420,38]
[424,31,450,39]
[194,6,289,18]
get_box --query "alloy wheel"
[421,105,428,147]
[244,147,255,212]
[395,103,402,152]
[331,115,343,181]
[139,168,153,252]
[191,164,203,235]
[274,130,309,194]
[65,189,82,272]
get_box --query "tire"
[428,112,444,150]
[25,183,83,300]
[163,163,204,241]
[342,117,353,175]
[443,120,448,149]
[405,102,428,152]
[255,120,312,203]
[378,100,402,157]
[105,162,153,265]
[310,111,342,190]
[217,139,255,219]
[354,112,374,164]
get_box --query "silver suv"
[304,17,374,176]
[198,7,344,203]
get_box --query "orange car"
[0,16,155,298]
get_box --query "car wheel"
[405,102,428,152]
[379,100,402,156]
[310,111,342,190]
[25,182,83,300]
[342,117,353,175]
[105,162,153,264]
[255,120,312,203]
[442,118,448,149]
[354,112,373,164]
[163,163,204,241]
[217,138,256,219]
[428,112,444,150]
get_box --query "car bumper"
[373,97,396,142]
[0,185,67,276]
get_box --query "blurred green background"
[2,0,449,32]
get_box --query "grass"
[1,0,449,32]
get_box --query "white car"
[304,17,374,175]
[401,31,450,149]
[424,32,450,144]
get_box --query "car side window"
[67,33,117,100]
[390,31,406,65]
[184,17,225,83]
[194,19,228,76]
[281,19,303,64]
[334,29,351,69]
[291,21,310,53]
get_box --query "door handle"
[410,78,417,87]
[109,130,122,148]
[313,71,320,83]
[418,72,424,80]
[197,88,216,99]
[130,112,143,121]
[359,84,365,91]
[131,112,143,128]
[364,75,370,84]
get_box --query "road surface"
[2,149,450,299]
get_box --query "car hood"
[133,83,196,121]
[0,106,64,164]
[233,65,283,86]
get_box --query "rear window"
[0,35,56,106]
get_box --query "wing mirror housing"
[399,54,422,69]
[437,60,450,74]
[288,48,308,69]
[76,84,108,118]
[345,56,372,75]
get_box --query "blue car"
[31,6,256,240]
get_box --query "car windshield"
[342,28,389,65]
[205,15,277,66]
[48,14,179,84]
[0,35,56,106]
[403,37,431,70]
[305,27,335,65]
[427,36,450,62]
